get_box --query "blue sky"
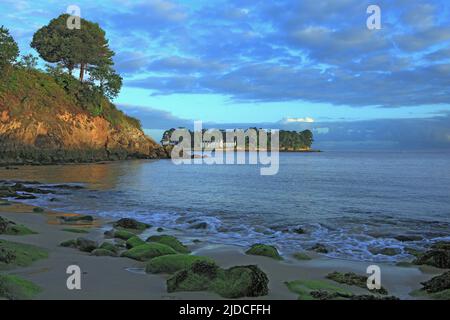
[2,0,450,149]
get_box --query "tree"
[0,26,19,70]
[31,14,115,82]
[18,54,38,70]
[89,64,123,99]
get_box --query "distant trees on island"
[161,128,314,151]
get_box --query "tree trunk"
[79,63,85,82]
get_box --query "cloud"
[284,117,315,123]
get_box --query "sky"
[1,0,450,150]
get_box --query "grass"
[0,274,41,300]
[0,239,48,270]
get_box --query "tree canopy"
[0,26,19,71]
[31,14,115,82]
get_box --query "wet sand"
[0,202,442,300]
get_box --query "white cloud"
[284,117,315,123]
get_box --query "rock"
[405,247,423,257]
[166,261,269,298]
[60,239,78,248]
[310,243,328,254]
[32,207,44,213]
[245,244,282,260]
[293,227,306,234]
[189,222,208,230]
[394,235,423,242]
[156,227,164,232]
[146,235,190,254]
[126,236,145,249]
[292,252,311,261]
[431,241,450,251]
[0,274,41,300]
[121,243,177,261]
[91,249,116,257]
[0,247,16,264]
[103,229,115,238]
[368,247,401,256]
[0,216,35,235]
[76,238,97,253]
[413,248,450,269]
[15,194,37,200]
[145,254,214,274]
[326,271,388,295]
[113,218,150,231]
[99,242,120,254]
[421,271,450,293]
[113,230,135,240]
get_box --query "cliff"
[0,68,166,165]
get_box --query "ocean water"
[2,151,450,262]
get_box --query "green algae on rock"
[146,254,214,274]
[0,274,41,300]
[0,239,48,270]
[121,243,177,261]
[245,244,282,260]
[146,235,190,254]
[0,216,36,235]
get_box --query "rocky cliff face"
[0,70,166,165]
[0,110,166,165]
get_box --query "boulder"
[146,235,190,254]
[145,254,214,274]
[121,243,177,261]
[126,236,145,249]
[113,218,150,231]
[245,244,282,260]
[421,271,450,293]
[310,243,328,254]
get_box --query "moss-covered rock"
[75,238,97,252]
[369,247,401,256]
[146,254,214,274]
[245,244,282,260]
[156,227,164,232]
[60,239,78,248]
[326,271,388,295]
[113,218,150,231]
[0,216,36,235]
[0,240,47,270]
[146,235,190,254]
[166,261,269,298]
[99,242,120,254]
[292,252,311,261]
[413,248,450,269]
[91,248,116,257]
[0,274,41,300]
[121,243,177,261]
[421,271,450,294]
[126,236,145,249]
[59,238,97,253]
[285,279,353,300]
[113,229,136,240]
[431,241,450,251]
[32,207,44,213]
[211,265,269,298]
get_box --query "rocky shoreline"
[0,179,449,300]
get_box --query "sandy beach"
[0,201,445,300]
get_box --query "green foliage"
[17,54,38,70]
[89,64,123,99]
[0,274,41,300]
[31,14,114,80]
[245,244,283,260]
[146,235,190,254]
[0,26,19,70]
[145,254,214,274]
